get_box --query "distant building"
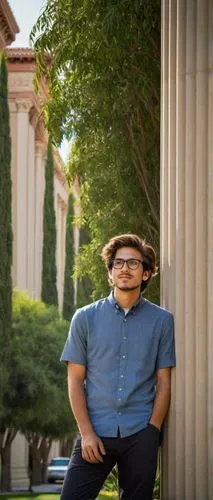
[0,0,70,489]
[0,0,19,47]
[7,47,68,310]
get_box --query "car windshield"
[50,459,69,466]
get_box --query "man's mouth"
[118,274,132,279]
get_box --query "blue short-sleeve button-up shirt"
[60,292,176,438]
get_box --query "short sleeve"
[60,309,87,366]
[155,312,176,369]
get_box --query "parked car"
[47,456,70,483]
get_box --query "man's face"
[108,246,150,292]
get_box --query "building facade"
[7,48,68,309]
[2,0,213,497]
[0,1,69,489]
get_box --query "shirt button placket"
[117,315,128,410]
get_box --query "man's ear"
[142,270,151,282]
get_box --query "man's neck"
[114,288,141,309]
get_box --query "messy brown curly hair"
[101,233,158,292]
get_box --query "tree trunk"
[29,444,42,485]
[40,437,52,484]
[60,436,75,457]
[31,455,42,485]
[0,444,11,492]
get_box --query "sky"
[8,0,69,162]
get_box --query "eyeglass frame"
[112,258,148,271]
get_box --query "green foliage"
[0,290,76,489]
[63,194,75,320]
[31,0,160,303]
[76,226,94,308]
[9,290,75,439]
[0,496,60,500]
[41,138,58,307]
[0,290,76,484]
[0,51,13,413]
[103,466,118,493]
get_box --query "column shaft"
[207,2,213,496]
[175,0,186,497]
[184,0,196,497]
[161,0,212,498]
[15,100,31,290]
[27,122,36,297]
[195,2,208,497]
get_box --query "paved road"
[32,483,63,494]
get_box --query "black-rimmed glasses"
[112,258,146,270]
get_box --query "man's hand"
[81,432,106,463]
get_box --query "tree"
[76,225,93,308]
[31,0,160,303]
[63,194,75,320]
[0,290,75,490]
[0,51,13,416]
[41,138,58,307]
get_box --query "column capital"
[16,98,33,113]
[8,100,17,113]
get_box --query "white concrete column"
[161,1,177,494]
[27,109,37,297]
[161,0,212,498]
[184,1,196,497]
[11,433,29,490]
[207,2,213,495]
[174,1,186,498]
[34,141,45,298]
[15,98,32,290]
[195,3,208,497]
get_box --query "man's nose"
[122,261,129,270]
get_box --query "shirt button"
[119,388,123,391]
[120,375,124,378]
[123,318,127,322]
[118,412,122,416]
[118,398,121,402]
[123,337,127,340]
[122,355,126,359]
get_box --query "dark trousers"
[60,424,160,500]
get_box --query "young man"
[60,234,176,500]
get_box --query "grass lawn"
[0,492,117,500]
[0,496,60,500]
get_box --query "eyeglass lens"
[113,258,142,270]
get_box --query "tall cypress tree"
[76,226,93,309]
[62,194,75,321]
[0,52,13,409]
[41,138,58,307]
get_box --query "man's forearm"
[149,380,171,430]
[68,377,94,437]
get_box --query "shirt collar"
[107,290,146,311]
